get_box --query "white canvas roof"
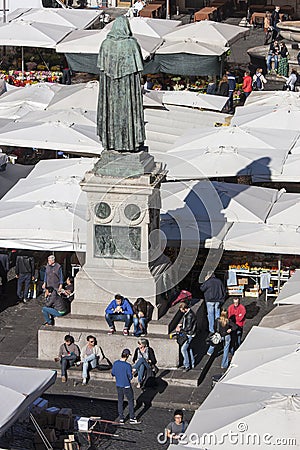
[159,91,227,111]
[222,326,300,392]
[9,7,102,29]
[26,157,96,179]
[47,80,98,111]
[0,120,102,155]
[224,222,300,254]
[105,16,180,38]
[0,163,33,200]
[231,104,300,130]
[266,192,300,226]
[163,20,248,46]
[0,82,61,108]
[56,28,162,59]
[171,125,298,152]
[18,108,96,126]
[153,147,289,180]
[161,180,280,224]
[260,303,300,330]
[245,90,300,109]
[274,270,300,305]
[0,102,37,119]
[0,200,87,251]
[0,19,73,48]
[252,154,300,183]
[155,40,225,56]
[171,384,300,450]
[0,364,56,436]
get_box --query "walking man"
[15,252,35,303]
[200,271,226,334]
[111,349,140,424]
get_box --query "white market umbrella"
[155,40,225,56]
[2,176,84,204]
[274,270,300,306]
[159,91,227,111]
[18,108,96,126]
[252,154,300,183]
[105,16,180,38]
[161,180,280,224]
[0,365,56,436]
[245,90,300,109]
[260,303,300,330]
[0,19,73,48]
[10,8,103,30]
[47,81,98,111]
[0,120,102,155]
[0,102,37,119]
[56,28,162,60]
[267,192,300,226]
[0,163,33,200]
[27,157,97,179]
[172,384,300,450]
[0,82,61,108]
[223,222,300,254]
[222,326,300,392]
[163,20,248,46]
[231,104,300,131]
[172,125,298,152]
[0,200,87,251]
[153,147,288,180]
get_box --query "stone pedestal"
[73,148,171,320]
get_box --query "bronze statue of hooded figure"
[97,16,146,152]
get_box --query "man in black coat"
[15,253,35,303]
[0,251,9,295]
[200,271,226,334]
[176,301,197,372]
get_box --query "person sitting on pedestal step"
[42,286,67,326]
[105,294,133,336]
[80,335,103,385]
[54,334,80,383]
[132,338,157,388]
[132,297,154,337]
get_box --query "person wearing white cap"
[111,348,141,424]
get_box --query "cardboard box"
[238,278,248,285]
[55,408,72,431]
[45,407,60,426]
[31,398,49,415]
[76,417,90,432]
[34,428,57,444]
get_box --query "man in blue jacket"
[111,348,140,424]
[105,294,133,335]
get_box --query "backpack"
[252,74,262,90]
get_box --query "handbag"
[210,321,222,345]
[176,330,188,346]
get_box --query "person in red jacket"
[228,298,246,353]
[242,70,252,99]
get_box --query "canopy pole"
[21,46,24,80]
[166,0,170,19]
[277,256,281,293]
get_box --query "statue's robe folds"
[97,17,146,152]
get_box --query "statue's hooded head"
[108,16,132,40]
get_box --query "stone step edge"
[41,325,172,340]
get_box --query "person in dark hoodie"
[15,252,35,303]
[0,250,9,295]
[42,286,67,326]
[200,271,226,334]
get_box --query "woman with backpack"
[252,68,267,91]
